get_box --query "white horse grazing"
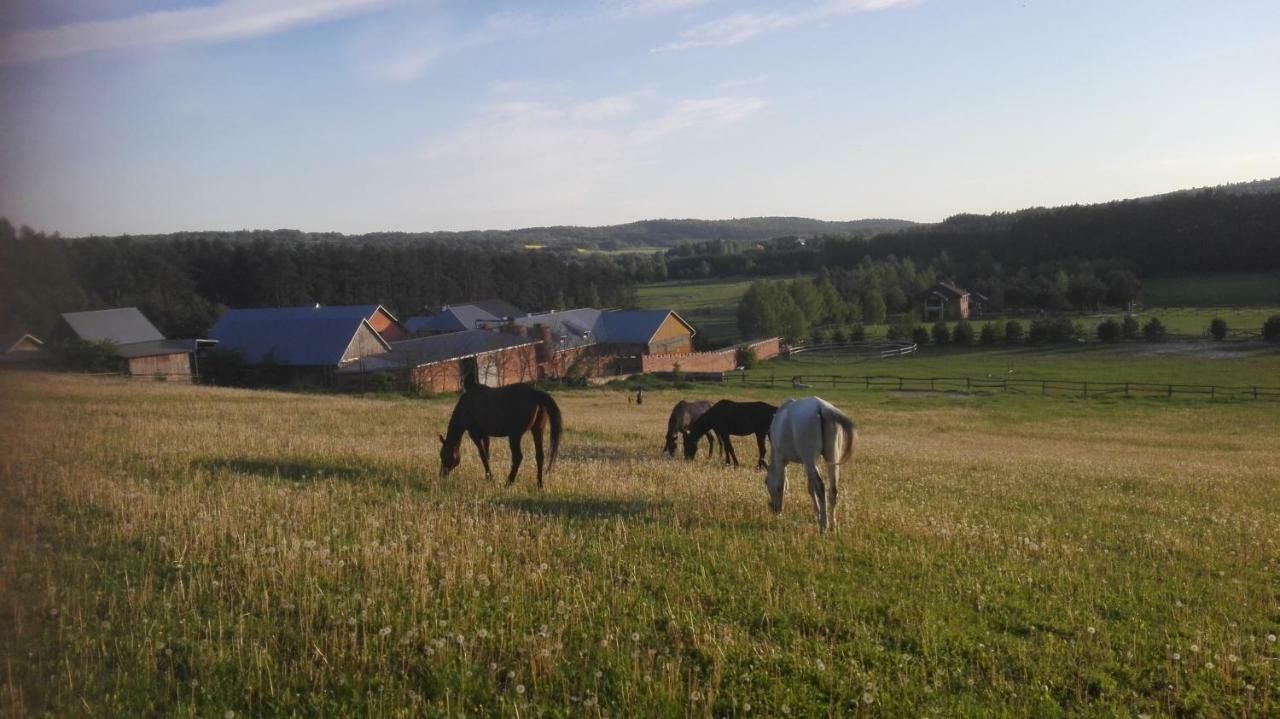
[764,397,857,532]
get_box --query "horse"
[764,397,857,532]
[439,383,562,488]
[682,400,777,469]
[663,399,717,458]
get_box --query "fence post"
[1124,382,1129,397]
[1042,380,1046,396]
[966,377,971,391]
[865,376,869,390]
[770,374,775,388]
[899,377,904,390]
[1211,385,1215,400]
[1254,387,1258,399]
[1083,381,1088,399]
[1167,384,1173,399]
[930,378,935,391]
[832,375,836,388]
[1003,378,1008,392]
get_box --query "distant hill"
[1137,176,1280,202]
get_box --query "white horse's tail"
[818,404,857,465]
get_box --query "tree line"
[0,220,638,338]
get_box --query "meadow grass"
[2,372,1278,717]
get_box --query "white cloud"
[415,91,765,223]
[0,0,399,66]
[655,0,915,51]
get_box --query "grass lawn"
[636,277,765,345]
[2,370,1278,717]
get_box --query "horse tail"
[818,403,857,465]
[537,391,563,471]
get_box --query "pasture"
[2,372,1279,717]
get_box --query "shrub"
[1209,318,1227,341]
[1121,315,1139,340]
[670,361,685,385]
[1004,320,1025,343]
[370,372,398,393]
[952,320,975,346]
[49,338,121,373]
[930,321,950,346]
[848,323,866,342]
[1029,316,1075,344]
[735,346,758,369]
[911,326,930,346]
[810,327,828,345]
[829,326,846,344]
[886,323,912,342]
[1263,315,1280,341]
[979,322,999,345]
[1142,317,1167,342]
[1096,318,1121,342]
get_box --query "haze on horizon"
[1,0,1278,237]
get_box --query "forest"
[2,184,1277,340]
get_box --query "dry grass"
[1,372,1277,717]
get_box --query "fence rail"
[787,342,918,360]
[723,371,1280,401]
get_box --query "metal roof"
[114,339,199,359]
[406,306,501,334]
[56,307,164,345]
[601,310,692,344]
[512,308,604,350]
[339,329,537,372]
[209,306,389,366]
[1,333,43,353]
[428,299,524,319]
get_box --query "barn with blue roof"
[208,306,391,381]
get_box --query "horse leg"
[755,432,768,469]
[805,460,828,532]
[505,434,524,485]
[705,432,716,459]
[531,420,546,491]
[825,460,840,531]
[469,432,493,480]
[721,433,738,467]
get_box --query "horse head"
[439,433,461,477]
[764,462,784,514]
[663,432,678,457]
[681,430,700,460]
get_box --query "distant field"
[635,277,764,344]
[1144,273,1280,306]
[3,371,1278,716]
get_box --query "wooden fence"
[721,372,1280,400]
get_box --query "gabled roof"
[55,307,164,345]
[209,307,390,366]
[428,299,524,320]
[340,329,537,372]
[1,333,43,353]
[601,310,695,344]
[405,305,500,334]
[915,281,970,301]
[114,339,200,359]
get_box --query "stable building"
[338,329,539,393]
[208,306,390,384]
[49,307,202,381]
[915,281,977,322]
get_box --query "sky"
[0,0,1278,236]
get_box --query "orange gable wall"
[369,309,408,342]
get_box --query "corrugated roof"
[405,306,500,334]
[209,307,389,366]
[57,307,164,344]
[339,330,537,372]
[601,310,692,344]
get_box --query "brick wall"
[638,337,781,374]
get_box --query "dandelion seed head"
[515,684,526,695]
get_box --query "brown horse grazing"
[439,383,562,488]
[683,400,777,469]
[663,399,717,458]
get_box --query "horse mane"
[818,403,857,465]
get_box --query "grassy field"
[1143,273,1280,307]
[3,369,1279,717]
[636,277,764,345]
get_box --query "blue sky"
[1,0,1277,235]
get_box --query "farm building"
[208,306,390,384]
[915,281,980,321]
[405,305,501,336]
[502,308,697,379]
[49,307,202,381]
[2,332,44,356]
[427,299,524,319]
[338,329,539,393]
[601,310,696,355]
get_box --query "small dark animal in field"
[663,399,717,458]
[683,399,777,469]
[439,383,562,488]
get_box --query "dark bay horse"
[683,400,777,469]
[663,399,717,458]
[439,383,562,488]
